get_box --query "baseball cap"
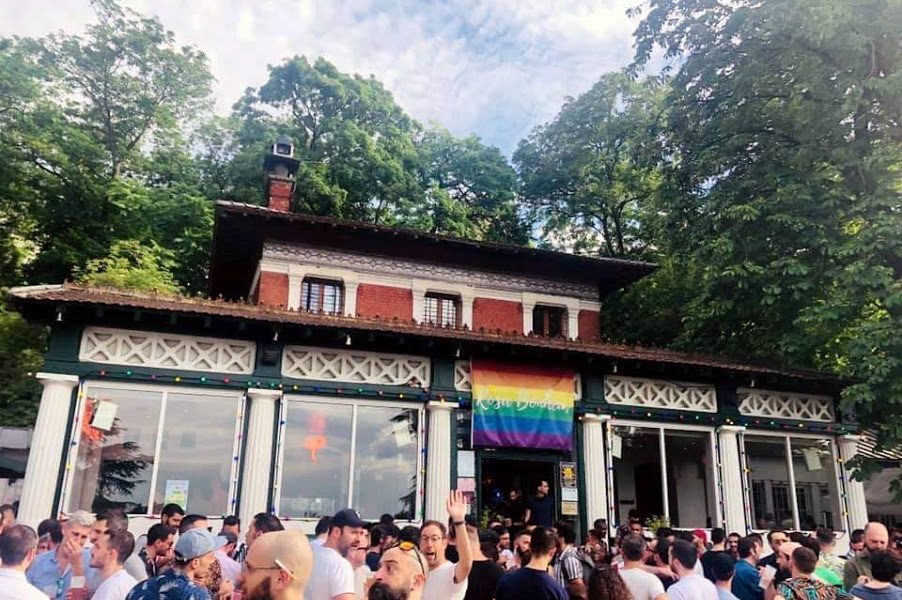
[693,529,708,545]
[331,508,366,529]
[175,528,227,561]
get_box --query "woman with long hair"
[588,564,635,600]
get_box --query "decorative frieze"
[263,243,599,300]
[738,389,834,422]
[282,346,430,387]
[604,376,717,413]
[79,327,255,374]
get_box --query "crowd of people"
[0,497,900,600]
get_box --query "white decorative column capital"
[716,424,746,435]
[18,373,80,527]
[240,389,281,535]
[836,433,868,532]
[425,401,458,522]
[581,413,611,423]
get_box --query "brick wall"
[258,271,289,308]
[266,177,293,212]
[473,298,523,334]
[578,309,601,341]
[356,283,413,321]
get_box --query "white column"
[239,389,281,531]
[18,373,79,527]
[566,300,580,340]
[425,401,458,522]
[522,302,535,335]
[836,435,868,531]
[460,292,475,329]
[717,425,748,533]
[581,414,609,528]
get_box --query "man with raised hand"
[238,530,314,600]
[305,508,368,600]
[419,491,473,600]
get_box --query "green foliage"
[76,239,180,294]
[0,305,44,427]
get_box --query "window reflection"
[152,392,240,516]
[353,406,419,519]
[790,438,840,530]
[279,401,353,518]
[611,426,662,524]
[68,387,162,514]
[665,431,717,528]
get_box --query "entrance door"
[478,454,558,529]
[634,462,664,521]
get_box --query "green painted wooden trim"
[575,418,588,539]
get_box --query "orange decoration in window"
[80,399,104,444]
[303,435,326,462]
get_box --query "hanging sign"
[471,360,575,451]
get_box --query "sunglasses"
[388,540,427,575]
[244,558,297,581]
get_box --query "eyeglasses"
[387,540,427,575]
[244,558,297,581]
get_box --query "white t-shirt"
[305,545,355,600]
[354,564,372,598]
[618,567,666,600]
[667,574,718,600]
[91,569,138,600]
[423,561,468,600]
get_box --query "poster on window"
[471,360,575,451]
[164,480,189,510]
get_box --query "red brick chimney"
[263,135,300,212]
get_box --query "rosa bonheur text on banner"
[471,360,575,451]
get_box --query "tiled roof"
[8,284,842,383]
[857,430,902,461]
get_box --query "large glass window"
[278,398,422,521]
[66,383,243,516]
[744,434,841,531]
[610,424,718,528]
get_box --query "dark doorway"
[634,462,664,521]
[479,456,557,530]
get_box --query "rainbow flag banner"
[471,360,575,451]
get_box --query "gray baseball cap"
[175,528,227,561]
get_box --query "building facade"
[8,142,869,547]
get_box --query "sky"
[0,0,643,155]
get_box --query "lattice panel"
[454,361,471,391]
[282,346,430,387]
[79,327,255,374]
[604,376,717,412]
[738,389,834,422]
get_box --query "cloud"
[0,0,642,154]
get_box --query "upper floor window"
[533,305,567,337]
[301,278,343,314]
[424,293,460,327]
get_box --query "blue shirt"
[718,587,741,600]
[732,560,763,600]
[496,567,567,600]
[125,569,211,600]
[25,548,96,600]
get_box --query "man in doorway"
[524,481,554,528]
[306,508,368,600]
[499,489,528,531]
[419,491,473,600]
[666,539,717,600]
[367,542,427,600]
[495,527,567,600]
[0,524,47,600]
[238,530,313,600]
[844,522,901,590]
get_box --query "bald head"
[864,522,889,553]
[246,530,313,596]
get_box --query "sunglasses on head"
[387,540,427,575]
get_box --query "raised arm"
[448,490,473,584]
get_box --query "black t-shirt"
[701,550,729,582]
[528,495,554,527]
[500,498,528,524]
[365,551,380,572]
[496,567,568,600]
[465,559,504,600]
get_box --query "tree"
[514,72,667,257]
[75,239,180,294]
[629,0,901,488]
